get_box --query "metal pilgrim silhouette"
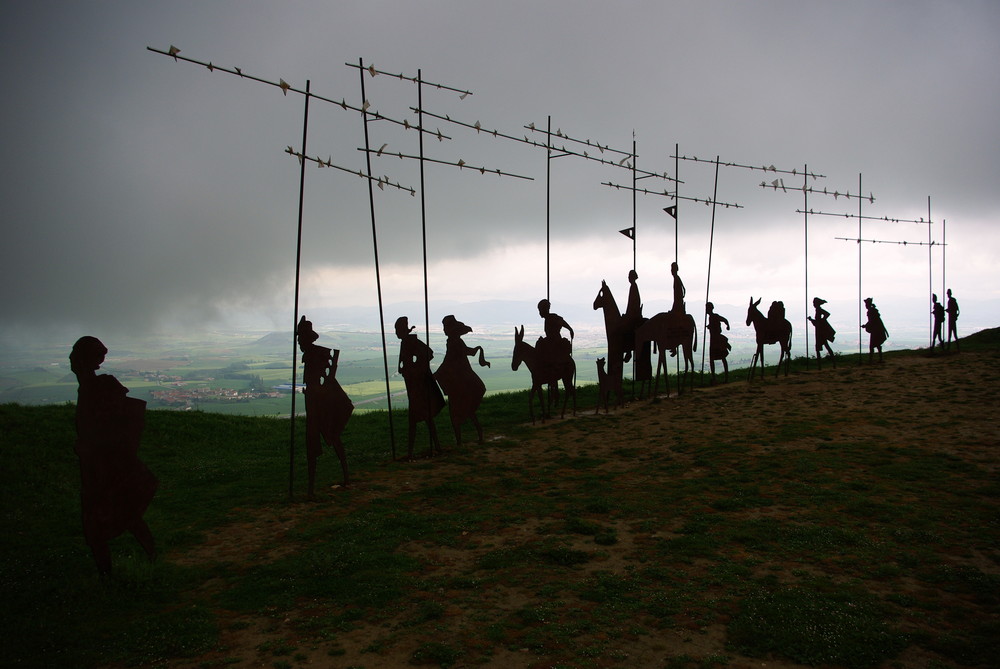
[511,299,576,423]
[863,297,889,363]
[931,294,946,351]
[70,337,158,576]
[634,263,698,397]
[745,297,793,380]
[946,288,960,351]
[435,315,490,445]
[395,316,445,458]
[297,316,352,496]
[705,302,731,384]
[807,297,837,368]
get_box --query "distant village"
[143,370,288,409]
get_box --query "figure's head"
[628,269,638,283]
[537,299,551,316]
[706,302,714,314]
[670,261,678,275]
[296,316,319,347]
[442,314,471,338]
[864,297,874,309]
[70,336,107,375]
[813,297,826,308]
[947,288,952,297]
[394,316,413,340]
[932,293,939,303]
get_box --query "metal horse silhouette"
[633,310,697,397]
[592,275,648,410]
[435,315,490,445]
[745,297,792,379]
[511,324,576,423]
[297,316,352,496]
[70,336,158,576]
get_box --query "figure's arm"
[565,320,575,340]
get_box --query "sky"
[2,0,998,352]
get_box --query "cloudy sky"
[3,1,998,349]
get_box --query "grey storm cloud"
[2,0,998,339]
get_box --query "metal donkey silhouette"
[512,300,576,423]
[745,296,792,380]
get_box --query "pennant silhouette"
[663,205,677,219]
[620,227,635,240]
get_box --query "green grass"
[2,328,999,667]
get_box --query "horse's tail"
[691,315,698,353]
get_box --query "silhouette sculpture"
[434,315,490,445]
[807,297,837,369]
[297,316,352,495]
[593,277,639,410]
[946,288,960,351]
[395,316,445,458]
[634,309,697,397]
[670,261,686,316]
[931,294,946,351]
[70,337,157,576]
[511,324,576,423]
[745,297,792,380]
[862,297,889,363]
[706,302,732,384]
[595,357,610,414]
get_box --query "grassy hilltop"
[1,330,998,668]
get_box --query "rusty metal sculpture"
[862,297,889,363]
[706,302,732,384]
[395,316,445,457]
[946,289,960,351]
[511,322,576,423]
[807,297,837,368]
[70,337,157,576]
[435,315,490,445]
[297,317,352,496]
[745,297,792,380]
[634,311,697,397]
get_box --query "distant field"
[0,326,933,415]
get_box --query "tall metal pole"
[857,173,863,361]
[631,136,637,272]
[358,59,396,459]
[701,156,720,377]
[289,80,311,499]
[928,196,933,347]
[545,115,552,302]
[418,70,430,344]
[674,144,680,263]
[803,164,810,369]
[942,218,947,299]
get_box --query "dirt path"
[164,349,999,668]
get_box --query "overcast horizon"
[3,1,998,354]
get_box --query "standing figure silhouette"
[70,336,158,576]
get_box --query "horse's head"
[511,325,526,371]
[746,297,762,327]
[593,280,610,311]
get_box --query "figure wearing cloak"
[434,315,490,445]
[70,336,157,575]
[298,316,352,495]
[395,316,445,457]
